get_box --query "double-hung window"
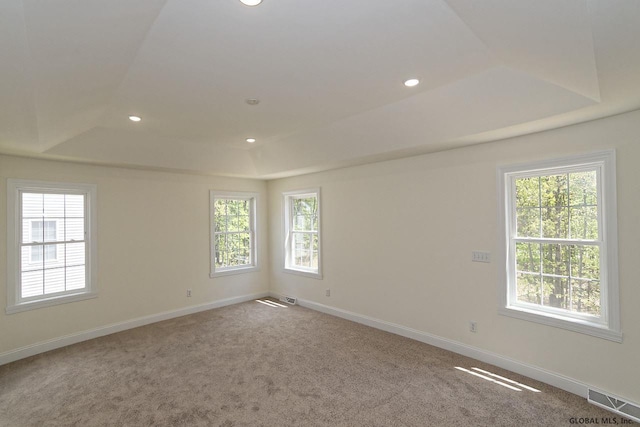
[210,191,258,277]
[7,179,98,314]
[283,189,322,278]
[498,151,620,341]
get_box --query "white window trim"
[209,191,259,278]
[497,150,621,342]
[283,188,322,279]
[6,179,98,314]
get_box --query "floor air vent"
[588,389,640,422]
[280,296,297,305]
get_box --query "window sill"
[283,267,322,280]
[210,266,259,278]
[6,291,98,315]
[499,305,622,343]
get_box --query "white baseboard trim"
[282,295,589,398]
[0,291,269,366]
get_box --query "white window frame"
[210,191,259,277]
[283,188,322,279]
[6,179,98,314]
[498,151,621,342]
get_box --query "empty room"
[1,0,639,425]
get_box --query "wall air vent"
[280,296,297,305]
[588,389,640,423]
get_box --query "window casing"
[498,151,621,341]
[283,189,322,278]
[210,191,258,277]
[6,180,98,314]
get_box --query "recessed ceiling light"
[128,115,142,122]
[246,138,256,143]
[403,78,420,87]
[240,0,262,6]
[245,98,260,106]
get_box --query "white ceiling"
[1,0,639,178]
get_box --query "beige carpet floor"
[0,299,624,426]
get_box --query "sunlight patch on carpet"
[256,299,288,308]
[471,368,541,393]
[455,367,522,392]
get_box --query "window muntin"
[210,192,258,276]
[30,220,58,262]
[500,151,620,341]
[284,189,321,278]
[7,180,97,313]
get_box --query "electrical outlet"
[325,289,330,297]
[472,251,491,263]
[187,289,192,297]
[469,321,477,333]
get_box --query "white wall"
[268,109,640,403]
[0,156,269,355]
